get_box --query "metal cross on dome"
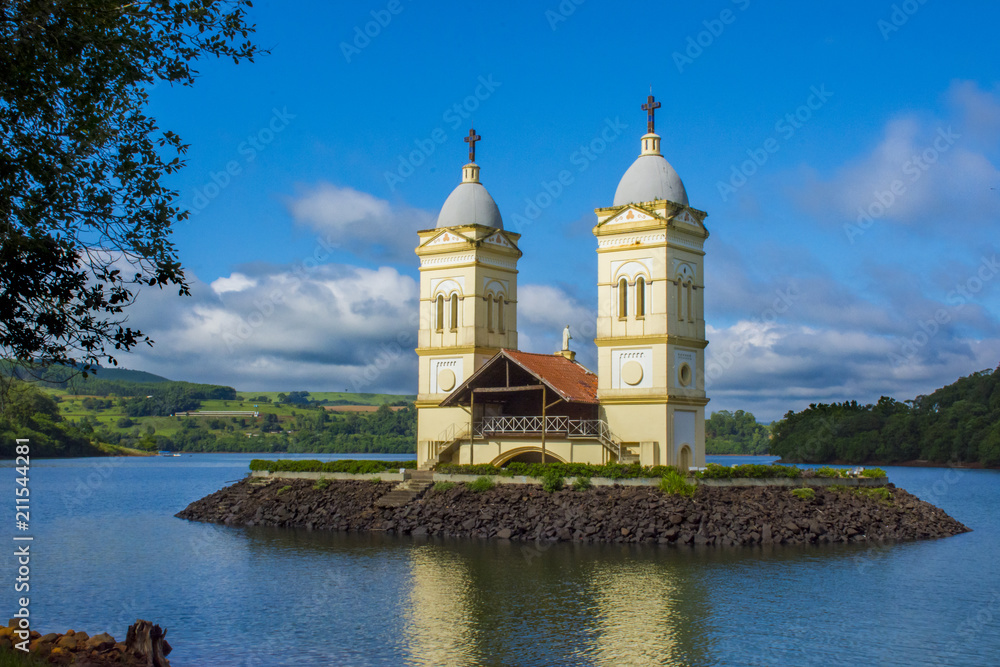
[642,94,661,134]
[465,127,481,162]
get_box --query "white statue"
[562,324,572,351]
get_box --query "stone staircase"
[375,470,434,508]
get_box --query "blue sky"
[120,0,1000,421]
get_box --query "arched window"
[449,293,459,330]
[497,296,505,333]
[676,280,684,321]
[618,278,628,319]
[486,292,494,332]
[685,282,693,322]
[635,276,645,317]
[436,295,444,331]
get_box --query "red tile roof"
[439,349,599,407]
[500,349,598,404]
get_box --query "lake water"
[1,453,997,666]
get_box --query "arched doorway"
[491,447,569,466]
[678,445,692,472]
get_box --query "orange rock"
[48,646,73,664]
[28,639,50,658]
[55,634,78,650]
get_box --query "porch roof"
[439,349,598,407]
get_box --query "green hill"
[771,365,1000,467]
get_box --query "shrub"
[861,468,887,479]
[276,485,292,495]
[857,487,892,503]
[433,481,456,493]
[572,476,592,491]
[468,476,494,493]
[790,487,815,501]
[312,478,330,490]
[815,466,848,478]
[541,470,564,493]
[659,468,695,496]
[370,477,382,484]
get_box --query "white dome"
[436,180,504,229]
[613,154,688,207]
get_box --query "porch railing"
[475,416,622,459]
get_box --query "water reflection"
[404,546,476,666]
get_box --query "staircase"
[375,470,434,508]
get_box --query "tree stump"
[125,620,172,667]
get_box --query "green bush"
[659,468,695,496]
[815,466,849,478]
[432,481,456,493]
[249,459,417,474]
[276,485,292,495]
[438,461,686,480]
[861,468,887,478]
[541,470,564,493]
[857,487,892,503]
[572,476,592,491]
[312,477,330,490]
[370,477,381,484]
[468,476,495,493]
[790,487,815,501]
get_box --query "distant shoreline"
[776,458,996,470]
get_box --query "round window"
[678,363,692,387]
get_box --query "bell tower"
[415,128,521,468]
[593,95,709,469]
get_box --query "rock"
[496,528,512,539]
[86,632,116,651]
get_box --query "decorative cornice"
[595,335,709,349]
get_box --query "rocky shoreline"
[176,478,970,547]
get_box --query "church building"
[415,98,710,471]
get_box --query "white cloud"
[793,80,1000,228]
[210,272,257,294]
[284,182,435,263]
[118,264,419,394]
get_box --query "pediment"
[673,209,699,225]
[484,231,514,249]
[602,206,659,226]
[424,230,468,248]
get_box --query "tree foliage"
[0,0,261,373]
[770,366,1000,466]
[705,409,771,455]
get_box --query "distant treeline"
[771,366,1000,467]
[705,410,771,455]
[100,404,417,454]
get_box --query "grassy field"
[236,391,415,405]
[40,386,415,451]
